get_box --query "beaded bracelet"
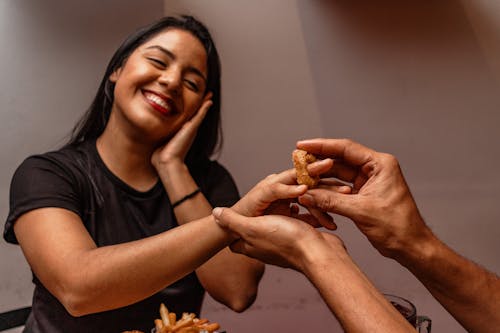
[171,188,201,208]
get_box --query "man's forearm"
[302,247,415,332]
[396,229,500,333]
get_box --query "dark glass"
[384,294,417,327]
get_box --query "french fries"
[160,303,172,327]
[122,303,221,333]
[154,303,220,333]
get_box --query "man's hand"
[213,207,345,271]
[296,138,430,259]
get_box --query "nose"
[158,67,182,95]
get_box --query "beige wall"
[165,1,500,332]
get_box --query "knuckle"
[265,173,277,182]
[268,183,280,198]
[381,153,400,168]
[316,195,333,211]
[342,138,353,146]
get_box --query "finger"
[306,158,334,176]
[327,160,360,184]
[204,91,214,102]
[171,99,212,145]
[264,182,308,202]
[293,212,328,229]
[189,98,212,129]
[307,206,337,230]
[352,173,369,193]
[297,138,376,168]
[316,181,352,194]
[266,168,300,185]
[229,239,251,255]
[213,207,247,234]
[298,189,358,218]
[289,205,336,229]
[308,159,361,185]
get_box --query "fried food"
[292,149,319,188]
[153,304,220,333]
[122,303,220,333]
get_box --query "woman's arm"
[158,159,264,312]
[14,207,231,317]
[14,164,309,317]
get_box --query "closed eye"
[184,79,199,92]
[147,57,166,68]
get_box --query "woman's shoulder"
[14,142,94,180]
[5,143,94,244]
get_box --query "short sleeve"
[4,154,83,244]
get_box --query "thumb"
[298,189,359,219]
[212,207,247,234]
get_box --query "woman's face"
[109,28,208,143]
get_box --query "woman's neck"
[96,125,159,192]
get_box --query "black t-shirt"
[3,140,240,333]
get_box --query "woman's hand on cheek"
[151,93,213,169]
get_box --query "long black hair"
[68,15,223,166]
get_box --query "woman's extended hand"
[232,162,350,229]
[151,93,213,168]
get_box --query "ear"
[109,67,122,83]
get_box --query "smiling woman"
[108,28,210,145]
[1,16,282,333]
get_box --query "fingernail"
[297,139,312,145]
[299,194,313,205]
[340,185,352,194]
[297,184,307,192]
[212,207,223,218]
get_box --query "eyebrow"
[145,45,207,83]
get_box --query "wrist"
[212,216,240,244]
[154,156,185,172]
[171,188,201,209]
[300,233,350,277]
[392,223,440,269]
[230,199,253,218]
[155,159,188,179]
